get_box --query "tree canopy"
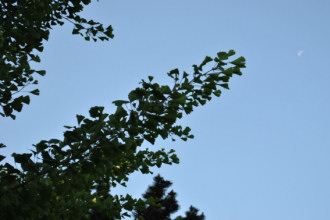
[0,0,113,119]
[0,1,245,219]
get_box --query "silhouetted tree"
[135,175,205,220]
[175,206,205,220]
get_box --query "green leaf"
[220,83,229,89]
[105,25,114,38]
[36,70,46,76]
[152,89,166,100]
[183,127,191,135]
[35,141,48,152]
[87,20,97,25]
[183,105,193,114]
[112,100,129,106]
[223,68,234,76]
[12,153,32,164]
[12,99,23,112]
[48,139,60,144]
[30,89,40,95]
[217,51,229,60]
[3,105,13,116]
[42,151,54,164]
[22,96,30,104]
[181,79,193,90]
[160,85,171,94]
[230,56,246,68]
[199,56,213,70]
[144,135,155,145]
[3,90,12,102]
[228,49,236,56]
[0,154,5,162]
[21,160,38,172]
[75,23,84,30]
[167,68,179,78]
[128,91,140,102]
[98,36,108,41]
[4,162,20,174]
[164,111,177,123]
[10,84,18,91]
[173,94,186,106]
[198,99,207,105]
[31,55,41,62]
[115,106,128,117]
[76,114,85,124]
[213,90,222,97]
[72,28,79,35]
[89,106,104,117]
[170,154,180,164]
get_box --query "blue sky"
[1,0,330,219]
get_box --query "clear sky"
[1,0,330,219]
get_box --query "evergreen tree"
[135,175,205,220]
[175,206,205,220]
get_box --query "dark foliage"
[135,175,205,220]
[0,0,113,118]
[0,1,245,219]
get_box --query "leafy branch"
[0,50,245,219]
[0,0,114,119]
